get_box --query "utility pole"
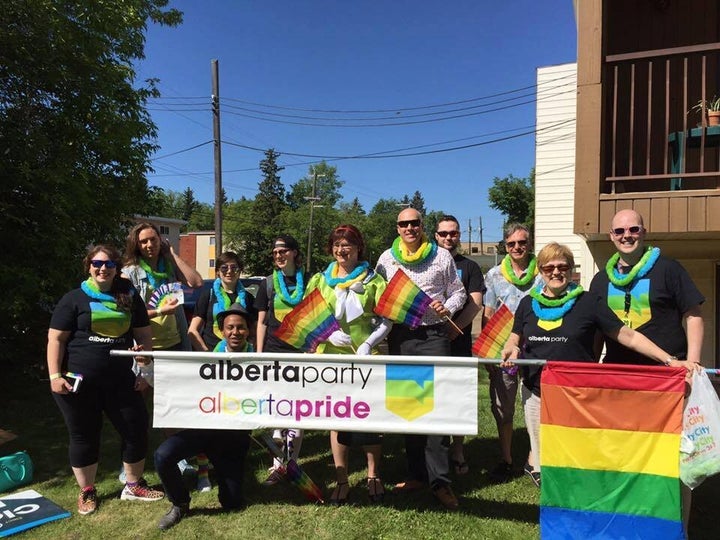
[211,59,222,260]
[467,219,473,255]
[479,216,484,256]
[305,171,324,273]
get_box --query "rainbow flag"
[274,289,341,353]
[374,270,432,329]
[472,303,513,358]
[540,361,686,540]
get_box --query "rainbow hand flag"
[540,361,686,540]
[274,289,341,353]
[472,303,513,358]
[374,270,432,329]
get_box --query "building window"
[209,259,215,268]
[159,225,170,235]
[209,237,216,245]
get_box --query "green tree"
[410,190,427,216]
[180,187,199,222]
[240,149,289,275]
[0,0,182,363]
[287,162,344,210]
[364,198,404,265]
[487,168,535,231]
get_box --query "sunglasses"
[272,248,290,257]
[219,264,239,273]
[436,231,459,238]
[90,259,117,269]
[540,263,570,275]
[506,240,528,248]
[397,219,421,228]
[611,226,643,236]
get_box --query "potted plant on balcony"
[691,95,720,127]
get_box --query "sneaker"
[432,484,459,511]
[118,465,126,484]
[197,476,212,493]
[78,487,98,515]
[488,461,513,484]
[157,503,188,530]
[262,467,285,486]
[523,462,541,488]
[121,478,165,501]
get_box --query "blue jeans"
[155,429,249,509]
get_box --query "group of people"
[47,208,704,531]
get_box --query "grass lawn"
[3,367,720,539]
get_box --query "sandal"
[450,458,469,476]
[329,481,349,506]
[367,477,385,504]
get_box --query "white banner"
[144,351,478,435]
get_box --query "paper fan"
[148,282,184,308]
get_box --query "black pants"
[53,372,148,468]
[155,429,250,509]
[388,324,451,487]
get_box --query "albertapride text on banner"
[146,351,478,435]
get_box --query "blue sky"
[138,1,577,242]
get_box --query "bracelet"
[512,346,521,353]
[49,372,62,380]
[663,355,678,366]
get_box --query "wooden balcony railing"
[604,43,720,193]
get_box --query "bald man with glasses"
[589,209,704,366]
[376,207,466,510]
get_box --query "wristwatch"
[663,356,678,366]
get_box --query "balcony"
[604,43,720,193]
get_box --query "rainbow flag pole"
[274,289,341,353]
[374,270,433,329]
[540,361,686,540]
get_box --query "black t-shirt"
[193,284,256,351]
[513,290,623,395]
[451,254,486,356]
[253,273,304,353]
[50,287,150,378]
[589,255,704,365]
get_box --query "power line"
[215,73,577,113]
[221,119,574,160]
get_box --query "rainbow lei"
[323,261,369,289]
[605,246,660,288]
[390,234,437,266]
[213,340,254,352]
[139,257,174,291]
[500,254,538,286]
[273,269,305,306]
[530,282,584,321]
[212,278,248,339]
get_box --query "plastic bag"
[679,370,720,489]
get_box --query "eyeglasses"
[506,240,528,248]
[397,219,421,228]
[611,226,643,237]
[333,243,355,250]
[90,259,117,269]
[540,263,570,275]
[272,248,290,257]
[436,231,459,238]
[219,264,239,273]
